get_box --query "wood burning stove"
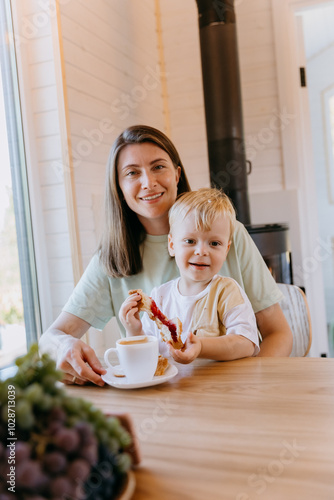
[247,224,293,284]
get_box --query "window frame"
[10,0,54,333]
[323,84,334,205]
[0,0,44,353]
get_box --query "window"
[0,0,41,370]
[322,85,334,356]
[323,86,334,205]
[329,93,334,201]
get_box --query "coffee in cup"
[104,335,159,383]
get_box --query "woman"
[39,125,293,386]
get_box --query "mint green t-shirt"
[63,221,283,335]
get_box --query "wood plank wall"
[16,0,75,321]
[59,0,165,268]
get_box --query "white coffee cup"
[104,335,159,383]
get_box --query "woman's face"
[117,143,181,234]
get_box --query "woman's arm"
[39,312,106,386]
[227,223,293,356]
[255,303,293,357]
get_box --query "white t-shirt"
[142,275,260,357]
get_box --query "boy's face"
[168,212,232,290]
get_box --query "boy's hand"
[119,293,144,336]
[168,332,201,364]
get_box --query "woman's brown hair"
[98,125,191,277]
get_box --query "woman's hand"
[167,332,201,364]
[57,336,106,386]
[39,312,106,386]
[119,293,144,336]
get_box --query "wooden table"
[66,357,334,500]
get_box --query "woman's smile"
[140,192,164,202]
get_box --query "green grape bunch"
[0,345,133,500]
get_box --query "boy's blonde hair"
[169,188,236,239]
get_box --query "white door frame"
[271,0,332,356]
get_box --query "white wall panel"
[44,209,70,234]
[243,96,278,118]
[29,61,56,88]
[34,110,60,137]
[50,282,76,309]
[27,36,54,64]
[14,0,74,330]
[46,234,71,259]
[59,0,164,277]
[41,185,67,210]
[36,135,62,162]
[48,258,73,283]
[31,86,58,113]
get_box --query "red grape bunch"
[0,345,132,500]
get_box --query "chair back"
[277,283,312,357]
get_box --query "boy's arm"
[119,291,159,338]
[169,331,255,364]
[198,333,255,360]
[213,287,260,359]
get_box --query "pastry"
[154,355,169,376]
[129,289,184,349]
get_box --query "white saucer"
[102,364,178,389]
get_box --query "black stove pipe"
[195,0,251,225]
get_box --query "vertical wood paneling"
[159,0,208,190]
[51,0,83,286]
[237,1,283,193]
[59,0,164,265]
[17,0,75,320]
